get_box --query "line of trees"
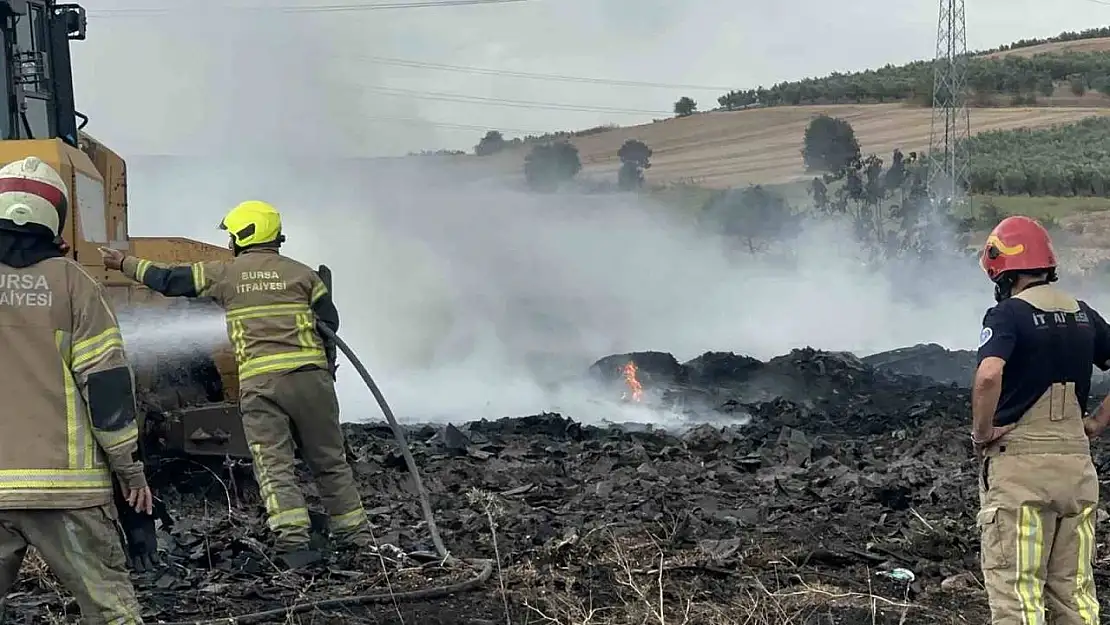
[800,112,1110,198]
[962,116,1110,196]
[978,26,1110,56]
[513,137,655,192]
[701,145,967,260]
[717,51,1110,110]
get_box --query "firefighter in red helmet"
[974,215,1110,624]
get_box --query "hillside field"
[470,104,1110,189]
[982,36,1110,58]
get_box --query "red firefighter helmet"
[979,215,1056,282]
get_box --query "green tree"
[1037,76,1056,98]
[1069,75,1087,96]
[524,141,581,192]
[802,115,861,173]
[474,130,507,156]
[700,185,798,253]
[617,139,652,191]
[817,149,936,259]
[674,96,697,117]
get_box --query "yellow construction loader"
[0,0,251,460]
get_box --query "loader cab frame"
[0,0,85,145]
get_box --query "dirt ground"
[7,346,1110,624]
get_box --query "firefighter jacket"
[0,257,145,509]
[120,248,339,386]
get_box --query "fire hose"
[155,269,492,624]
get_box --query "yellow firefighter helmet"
[0,157,69,237]
[219,200,283,247]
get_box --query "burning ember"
[621,361,643,402]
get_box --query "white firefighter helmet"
[0,156,68,237]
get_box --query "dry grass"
[17,548,71,624]
[518,530,924,625]
[980,37,1110,59]
[468,104,1110,189]
[464,486,934,625]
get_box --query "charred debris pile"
[11,345,1110,624]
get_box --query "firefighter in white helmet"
[0,156,148,624]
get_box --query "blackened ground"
[7,346,1110,624]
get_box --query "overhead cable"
[361,84,671,115]
[358,54,735,91]
[88,0,536,17]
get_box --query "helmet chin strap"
[993,271,1055,302]
[993,274,1016,302]
[231,233,284,257]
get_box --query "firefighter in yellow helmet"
[0,157,147,623]
[99,200,371,567]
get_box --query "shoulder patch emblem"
[978,327,993,348]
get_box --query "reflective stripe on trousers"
[331,506,368,533]
[995,504,1098,625]
[249,442,310,534]
[979,382,1100,625]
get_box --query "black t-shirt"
[977,293,1110,426]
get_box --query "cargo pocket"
[95,505,131,569]
[977,507,1012,571]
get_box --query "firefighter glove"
[327,346,340,380]
[118,504,160,572]
[112,474,160,572]
[317,322,340,379]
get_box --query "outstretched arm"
[119,256,200,297]
[100,246,218,299]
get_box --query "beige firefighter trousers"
[978,386,1100,625]
[240,367,370,550]
[0,504,143,624]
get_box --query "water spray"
[116,301,227,364]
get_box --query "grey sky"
[74,0,1106,157]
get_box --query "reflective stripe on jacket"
[122,248,330,384]
[0,258,139,509]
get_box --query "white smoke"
[121,156,997,425]
[73,2,1110,427]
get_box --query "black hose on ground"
[311,268,446,555]
[154,326,490,624]
[317,325,449,560]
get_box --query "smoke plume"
[121,156,1003,424]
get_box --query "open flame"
[621,361,643,402]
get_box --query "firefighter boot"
[275,546,323,571]
[332,525,374,551]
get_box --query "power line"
[357,54,735,91]
[87,0,536,17]
[87,5,733,93]
[361,115,545,134]
[362,85,671,115]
